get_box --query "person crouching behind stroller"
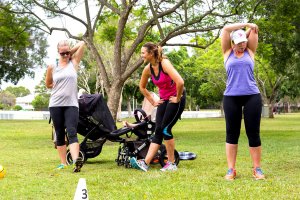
[130,42,186,172]
[46,40,85,172]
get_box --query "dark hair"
[142,42,166,62]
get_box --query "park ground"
[0,113,299,199]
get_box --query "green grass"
[0,113,300,199]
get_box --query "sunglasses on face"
[59,51,70,56]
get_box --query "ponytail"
[143,42,167,62]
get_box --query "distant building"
[16,94,35,110]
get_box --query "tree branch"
[92,4,104,34]
[98,0,121,15]
[83,0,92,37]
[148,0,164,39]
[32,0,88,29]
[0,3,52,34]
[49,27,82,40]
[248,0,264,22]
[124,0,185,72]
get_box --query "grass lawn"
[0,113,299,199]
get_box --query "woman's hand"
[248,23,258,33]
[153,99,164,107]
[169,96,180,103]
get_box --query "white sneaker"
[160,161,177,172]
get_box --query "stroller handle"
[134,108,150,122]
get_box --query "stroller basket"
[85,138,106,149]
[80,137,107,160]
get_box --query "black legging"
[152,92,186,145]
[49,106,79,146]
[223,94,262,147]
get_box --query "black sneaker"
[73,158,84,173]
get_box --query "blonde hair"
[57,40,70,51]
[142,42,167,62]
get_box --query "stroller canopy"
[79,94,117,132]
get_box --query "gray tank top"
[49,61,79,107]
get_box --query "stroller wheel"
[158,149,180,167]
[66,150,86,165]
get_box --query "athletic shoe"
[224,168,236,180]
[56,164,67,170]
[253,167,265,180]
[160,161,177,172]
[73,158,84,173]
[130,157,139,169]
[130,157,149,172]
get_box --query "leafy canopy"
[0,3,48,85]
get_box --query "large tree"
[0,91,15,109]
[255,0,300,116]
[4,86,30,97]
[0,2,48,85]
[1,0,262,120]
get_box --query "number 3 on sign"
[82,189,88,199]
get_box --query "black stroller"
[112,108,180,168]
[65,93,180,168]
[65,93,119,164]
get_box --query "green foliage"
[254,55,280,104]
[164,41,226,110]
[192,39,225,108]
[31,94,50,111]
[0,2,48,84]
[10,0,298,117]
[34,72,49,95]
[255,0,300,100]
[166,47,202,110]
[100,25,118,42]
[4,86,30,97]
[256,0,299,73]
[123,73,143,102]
[278,78,300,100]
[13,105,22,111]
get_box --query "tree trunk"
[116,91,123,122]
[107,84,123,122]
[189,88,192,111]
[268,104,274,118]
[127,99,132,117]
[220,102,224,117]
